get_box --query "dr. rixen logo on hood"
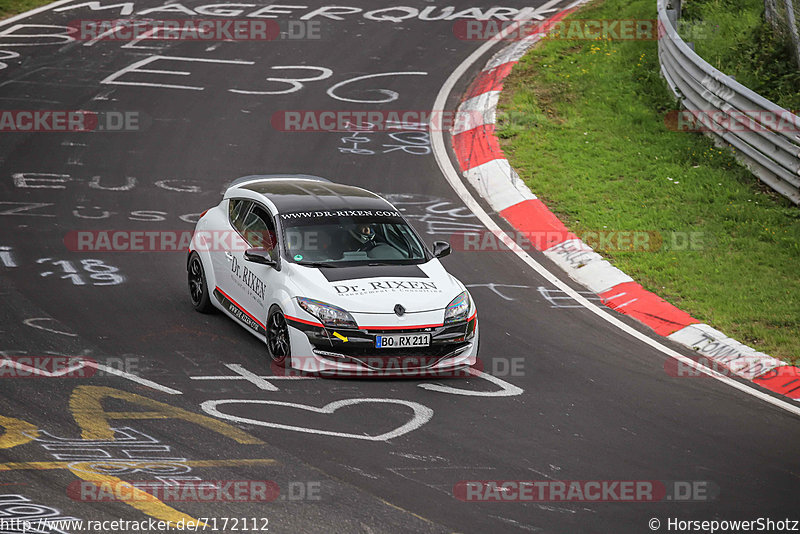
[333,279,440,296]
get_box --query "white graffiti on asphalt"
[382,193,484,236]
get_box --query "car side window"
[394,224,423,258]
[229,199,251,230]
[241,205,278,257]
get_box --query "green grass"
[679,0,800,110]
[0,0,52,19]
[497,0,800,364]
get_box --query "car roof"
[228,175,395,214]
[228,174,331,188]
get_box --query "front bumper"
[284,316,478,376]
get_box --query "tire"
[266,305,292,367]
[187,252,214,313]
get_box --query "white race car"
[187,175,478,376]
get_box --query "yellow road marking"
[4,387,271,528]
[0,459,278,528]
[378,497,436,525]
[0,415,39,449]
[69,468,202,527]
[70,386,263,443]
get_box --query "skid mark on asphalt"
[488,515,542,531]
[389,466,579,517]
[387,466,496,497]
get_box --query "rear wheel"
[188,252,214,313]
[267,305,291,367]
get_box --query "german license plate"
[375,333,431,348]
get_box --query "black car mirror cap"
[244,248,278,268]
[433,241,451,259]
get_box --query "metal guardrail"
[657,0,800,205]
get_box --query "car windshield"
[280,211,428,266]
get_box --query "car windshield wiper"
[296,261,339,268]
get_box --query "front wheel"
[187,252,214,313]
[267,305,292,367]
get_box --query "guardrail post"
[667,0,681,18]
[666,9,678,29]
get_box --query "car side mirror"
[433,241,451,259]
[244,248,278,268]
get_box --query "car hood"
[286,261,464,314]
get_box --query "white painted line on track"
[418,368,523,397]
[200,398,433,441]
[429,8,800,418]
[0,358,182,394]
[23,317,77,337]
[87,362,184,395]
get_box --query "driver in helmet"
[347,223,377,251]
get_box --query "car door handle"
[225,252,234,261]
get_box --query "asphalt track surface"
[0,2,798,533]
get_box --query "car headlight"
[444,291,471,324]
[296,297,358,329]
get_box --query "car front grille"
[312,343,472,370]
